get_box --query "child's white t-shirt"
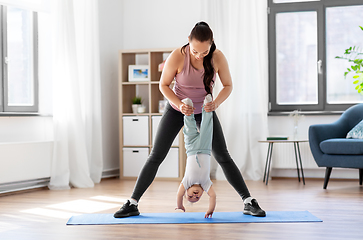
[181,153,212,193]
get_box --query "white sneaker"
[182,98,193,107]
[204,94,213,105]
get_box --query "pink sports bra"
[170,45,216,114]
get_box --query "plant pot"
[137,105,146,113]
[132,104,141,113]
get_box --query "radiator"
[269,141,317,169]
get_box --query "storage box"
[152,116,179,146]
[123,147,179,178]
[123,116,149,146]
[123,148,149,177]
[156,148,179,178]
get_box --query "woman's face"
[189,38,211,61]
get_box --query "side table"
[258,140,308,185]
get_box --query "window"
[1,6,38,112]
[268,0,363,112]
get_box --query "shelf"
[122,81,150,85]
[119,47,185,181]
[123,145,152,148]
[122,145,179,148]
[122,113,164,116]
[150,84,165,114]
[122,84,149,114]
[122,113,150,116]
[120,48,175,54]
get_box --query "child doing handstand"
[175,94,216,218]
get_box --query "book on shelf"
[267,136,289,140]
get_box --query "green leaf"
[335,56,342,59]
[360,26,363,31]
[353,75,359,79]
[347,68,351,71]
[359,89,362,93]
[344,72,349,77]
[356,85,360,90]
[353,80,359,84]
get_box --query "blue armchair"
[309,103,363,189]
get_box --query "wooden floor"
[0,178,362,240]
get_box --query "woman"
[114,21,265,218]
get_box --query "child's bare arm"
[175,183,186,212]
[205,186,216,218]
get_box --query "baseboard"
[0,177,51,195]
[0,169,121,196]
[270,168,359,180]
[102,169,120,179]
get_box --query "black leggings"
[131,103,251,201]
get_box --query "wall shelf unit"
[118,48,186,180]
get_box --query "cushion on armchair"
[346,119,363,139]
[320,138,363,155]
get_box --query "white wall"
[1,0,124,186]
[98,0,124,172]
[1,0,357,187]
[268,114,359,179]
[121,0,359,180]
[0,116,53,185]
[0,11,54,185]
[122,0,202,49]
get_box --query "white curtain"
[0,0,50,12]
[203,0,269,180]
[49,0,103,189]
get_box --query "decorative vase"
[293,124,298,140]
[132,104,140,113]
[158,100,167,113]
[137,105,146,113]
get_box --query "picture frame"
[128,65,150,82]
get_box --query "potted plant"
[335,26,363,95]
[132,96,142,114]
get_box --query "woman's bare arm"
[159,49,195,116]
[204,50,233,112]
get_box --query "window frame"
[268,0,363,113]
[1,5,38,113]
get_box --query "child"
[175,94,216,218]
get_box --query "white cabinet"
[122,148,149,177]
[123,147,179,178]
[123,116,149,146]
[152,116,179,146]
[156,148,179,178]
[119,49,186,180]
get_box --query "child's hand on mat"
[175,206,185,212]
[203,101,218,112]
[205,211,213,218]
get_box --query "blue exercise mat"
[66,211,322,225]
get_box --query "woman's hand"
[204,101,218,112]
[179,103,195,116]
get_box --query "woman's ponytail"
[181,21,215,95]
